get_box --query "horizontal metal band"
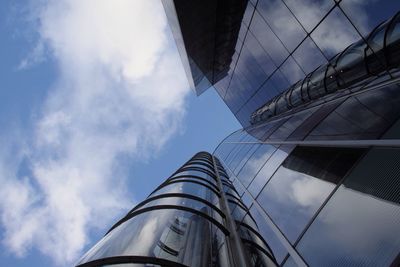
[225,139,400,148]
[129,192,225,218]
[76,255,188,267]
[106,204,230,236]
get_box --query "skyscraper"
[77,0,400,266]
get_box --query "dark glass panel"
[339,0,400,37]
[311,7,360,59]
[292,37,328,74]
[77,209,229,267]
[243,1,255,27]
[246,31,277,77]
[250,11,288,66]
[268,108,316,141]
[307,84,400,140]
[283,0,334,32]
[297,148,400,267]
[257,0,306,52]
[256,146,364,242]
[279,56,306,84]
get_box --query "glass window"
[292,37,328,74]
[250,11,288,66]
[269,70,291,93]
[296,148,400,267]
[248,146,293,198]
[245,31,277,77]
[228,144,255,171]
[311,7,360,59]
[250,206,289,264]
[283,0,334,32]
[268,108,316,141]
[235,45,269,95]
[338,0,400,37]
[234,144,261,175]
[307,86,400,140]
[257,0,307,52]
[237,145,277,188]
[256,146,365,242]
[279,56,306,84]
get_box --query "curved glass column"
[77,152,278,267]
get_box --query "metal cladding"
[250,11,400,124]
[76,152,278,267]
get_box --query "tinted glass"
[257,147,364,242]
[78,209,228,267]
[296,148,400,266]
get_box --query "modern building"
[77,0,400,266]
[76,152,277,266]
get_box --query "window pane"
[256,146,364,242]
[296,148,400,267]
[257,0,306,52]
[283,0,334,32]
[311,7,360,59]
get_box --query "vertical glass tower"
[76,152,277,267]
[77,0,400,266]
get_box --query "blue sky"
[0,1,240,266]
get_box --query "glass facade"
[78,1,400,266]
[77,152,276,267]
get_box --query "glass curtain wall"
[76,152,277,267]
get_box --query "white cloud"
[1,0,189,265]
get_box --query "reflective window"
[237,145,277,188]
[250,11,288,66]
[250,206,288,264]
[257,0,307,52]
[78,209,229,267]
[311,7,360,59]
[256,146,364,242]
[296,148,400,267]
[234,144,260,175]
[292,37,328,74]
[283,0,334,32]
[246,31,277,77]
[248,146,293,198]
[307,85,400,140]
[268,108,316,141]
[279,56,305,84]
[338,1,400,37]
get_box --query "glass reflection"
[256,147,364,242]
[248,146,293,198]
[78,209,229,267]
[137,197,224,225]
[151,181,219,205]
[237,145,277,188]
[257,0,306,52]
[297,148,400,266]
[311,7,360,59]
[250,206,288,264]
[283,0,334,32]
